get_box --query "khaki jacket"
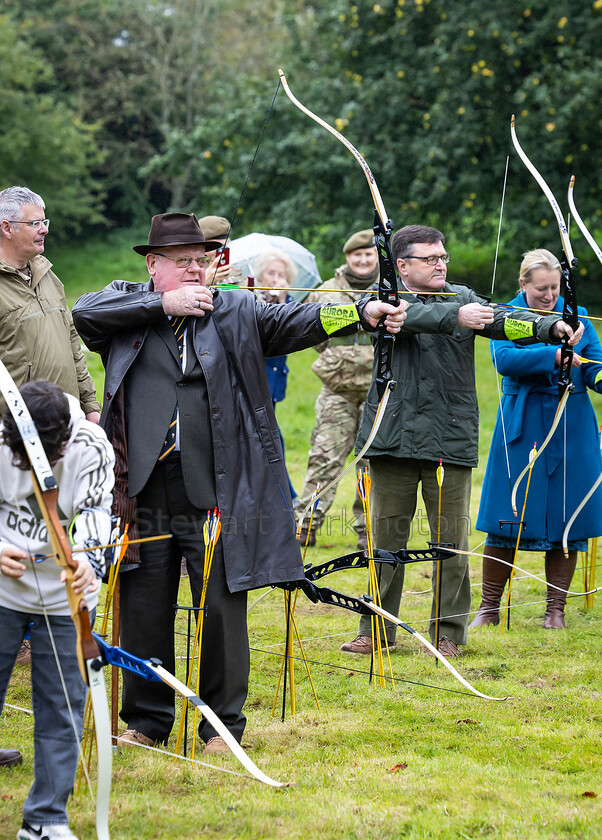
[0,255,100,414]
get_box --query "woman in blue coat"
[474,249,602,629]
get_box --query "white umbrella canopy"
[228,232,322,301]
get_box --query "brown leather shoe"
[15,640,31,666]
[340,634,394,654]
[423,636,462,658]
[298,526,316,547]
[203,736,229,754]
[438,637,462,657]
[0,748,22,767]
[117,729,156,748]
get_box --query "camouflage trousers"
[296,385,368,536]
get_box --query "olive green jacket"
[356,282,563,468]
[0,255,100,414]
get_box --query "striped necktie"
[158,316,187,461]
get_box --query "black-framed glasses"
[4,219,50,230]
[152,253,209,269]
[402,253,450,266]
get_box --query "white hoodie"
[0,394,115,616]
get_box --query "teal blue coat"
[476,293,602,543]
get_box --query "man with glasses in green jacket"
[342,224,583,659]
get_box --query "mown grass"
[1,233,601,839]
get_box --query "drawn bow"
[278,70,400,531]
[561,176,602,554]
[0,360,113,840]
[281,545,508,702]
[509,116,580,515]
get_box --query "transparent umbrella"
[228,233,322,301]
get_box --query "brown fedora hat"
[133,212,223,255]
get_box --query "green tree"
[3,0,292,224]
[3,0,601,299]
[147,0,602,287]
[275,0,602,289]
[0,14,104,237]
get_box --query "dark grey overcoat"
[73,280,362,592]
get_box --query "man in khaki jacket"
[0,184,101,675]
[0,186,100,420]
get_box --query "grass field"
[1,235,601,839]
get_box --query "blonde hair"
[253,249,297,284]
[519,248,561,287]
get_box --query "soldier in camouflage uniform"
[296,229,378,548]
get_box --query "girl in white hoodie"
[0,380,114,840]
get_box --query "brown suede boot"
[543,549,577,629]
[469,546,514,627]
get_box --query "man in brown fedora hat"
[73,211,407,754]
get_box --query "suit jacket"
[124,317,214,505]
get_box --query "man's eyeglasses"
[153,253,209,269]
[4,219,50,230]
[402,253,450,266]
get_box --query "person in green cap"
[197,215,245,287]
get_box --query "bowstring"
[207,79,298,529]
[490,155,510,297]
[227,79,281,237]
[249,645,484,700]
[490,342,512,485]
[563,408,568,525]
[490,153,512,488]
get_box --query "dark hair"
[2,380,72,469]
[391,225,446,264]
